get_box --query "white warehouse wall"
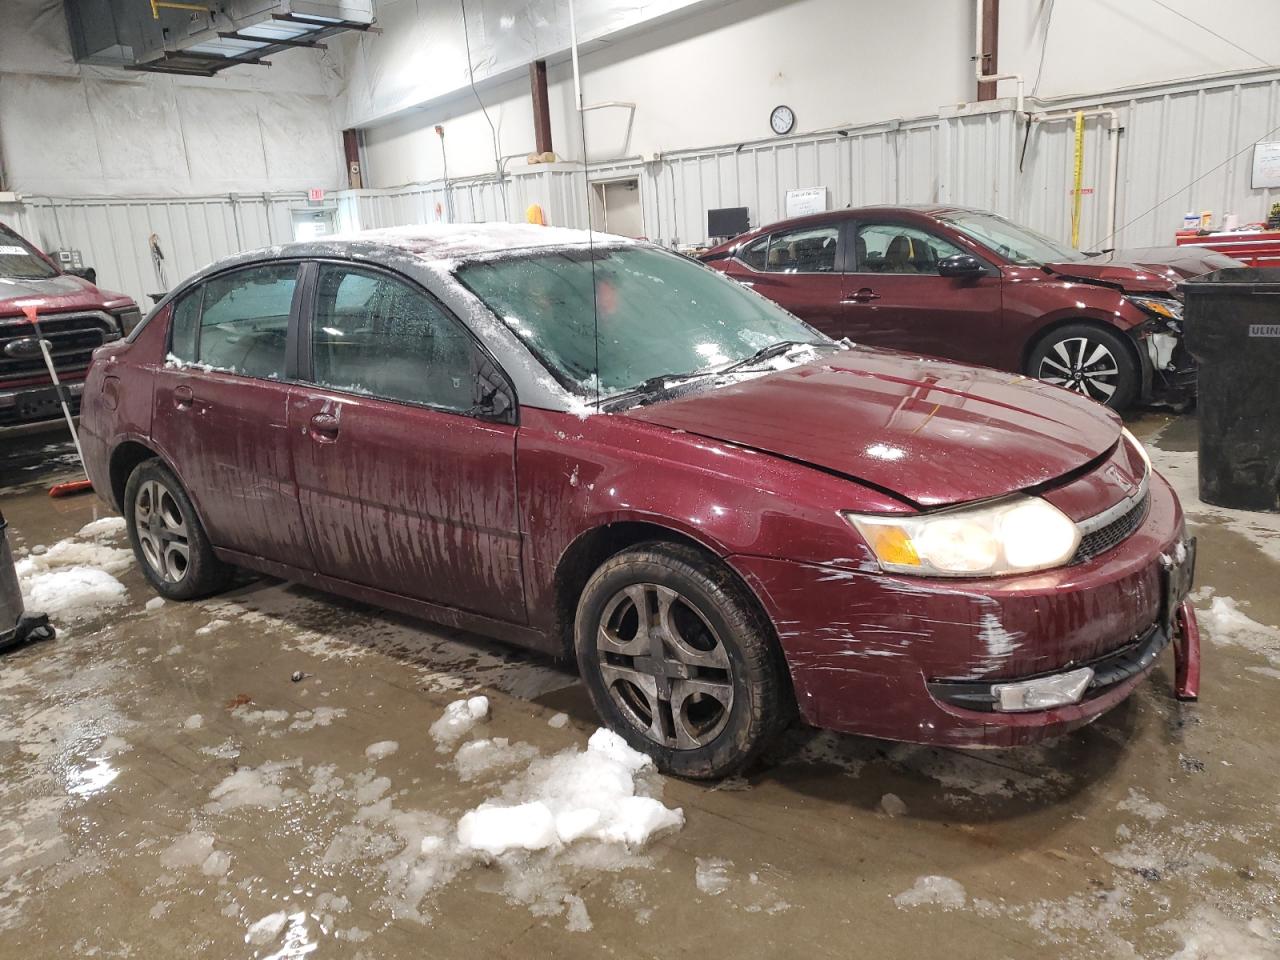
[0,0,346,197]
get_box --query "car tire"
[1027,322,1139,409]
[123,458,232,601]
[574,541,791,779]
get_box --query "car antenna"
[568,0,601,411]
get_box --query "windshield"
[0,224,58,280]
[939,211,1085,266]
[456,245,826,397]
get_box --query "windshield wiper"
[717,339,825,374]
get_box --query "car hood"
[624,349,1121,507]
[1096,246,1245,280]
[0,273,132,318]
[1041,260,1177,294]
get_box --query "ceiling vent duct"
[64,0,373,76]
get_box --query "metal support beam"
[977,0,999,101]
[530,59,553,155]
[342,129,363,190]
[218,31,327,49]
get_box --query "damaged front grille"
[1071,489,1150,564]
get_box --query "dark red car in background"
[81,225,1199,779]
[701,205,1192,410]
[1,221,140,434]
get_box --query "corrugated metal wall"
[4,67,1278,310]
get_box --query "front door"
[288,261,525,623]
[151,262,312,566]
[840,222,1003,364]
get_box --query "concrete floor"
[2,413,1280,959]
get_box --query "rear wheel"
[124,459,232,600]
[1027,322,1139,409]
[574,542,790,779]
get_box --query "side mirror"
[68,266,98,285]
[937,254,986,278]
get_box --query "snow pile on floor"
[428,696,489,749]
[15,524,132,621]
[1200,595,1280,666]
[365,741,399,762]
[454,738,540,782]
[456,728,683,856]
[1164,905,1279,960]
[78,516,127,539]
[893,875,968,910]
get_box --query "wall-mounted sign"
[785,187,827,218]
[1251,142,1280,189]
[308,187,326,203]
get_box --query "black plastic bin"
[1180,267,1280,512]
[1,511,55,652]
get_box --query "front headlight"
[844,495,1081,577]
[1126,295,1182,322]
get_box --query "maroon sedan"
[701,206,1192,410]
[80,224,1200,778]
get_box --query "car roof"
[726,204,990,240]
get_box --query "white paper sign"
[1251,141,1280,189]
[785,187,828,218]
[0,245,28,255]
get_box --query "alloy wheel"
[1037,336,1121,402]
[595,582,734,750]
[133,478,190,584]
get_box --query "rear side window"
[168,289,201,361]
[309,264,479,413]
[760,225,839,273]
[193,264,297,378]
[738,235,770,270]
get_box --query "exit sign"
[308,188,325,203]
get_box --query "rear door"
[841,220,1003,364]
[288,261,525,623]
[718,222,845,333]
[151,262,312,565]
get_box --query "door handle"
[842,288,881,303]
[173,385,193,410]
[309,412,340,442]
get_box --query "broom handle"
[34,335,86,468]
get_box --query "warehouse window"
[309,264,476,413]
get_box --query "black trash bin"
[1,510,55,652]
[1180,267,1280,512]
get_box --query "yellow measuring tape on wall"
[1071,110,1085,249]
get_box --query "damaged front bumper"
[1137,321,1197,407]
[731,471,1196,747]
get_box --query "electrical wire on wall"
[459,0,509,219]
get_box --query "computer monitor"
[707,207,750,240]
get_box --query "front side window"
[189,263,297,378]
[761,225,839,273]
[456,245,826,396]
[0,224,58,280]
[310,264,480,414]
[855,224,964,275]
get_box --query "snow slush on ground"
[14,517,132,621]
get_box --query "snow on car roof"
[348,222,633,261]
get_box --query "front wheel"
[574,542,790,779]
[1027,323,1139,409]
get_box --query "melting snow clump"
[894,875,968,910]
[454,737,539,782]
[695,857,733,895]
[365,740,399,762]
[456,728,683,856]
[879,793,908,817]
[547,712,569,729]
[14,528,132,621]
[246,911,288,945]
[429,696,489,749]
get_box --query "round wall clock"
[770,104,795,136]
